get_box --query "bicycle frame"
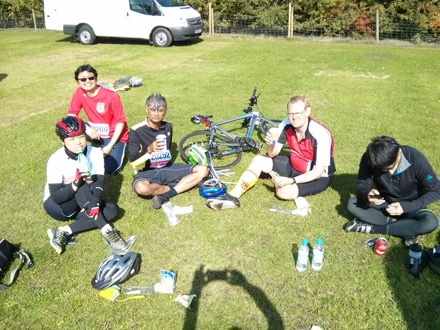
[202,111,279,149]
[179,87,284,170]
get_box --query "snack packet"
[175,294,196,309]
[154,269,176,294]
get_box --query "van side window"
[130,0,153,14]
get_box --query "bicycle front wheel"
[178,130,242,170]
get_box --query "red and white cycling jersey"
[278,117,335,177]
[68,86,129,143]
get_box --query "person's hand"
[368,189,385,205]
[271,174,292,188]
[84,200,100,218]
[73,169,86,188]
[148,140,165,153]
[102,144,113,157]
[386,202,403,216]
[265,132,272,145]
[85,126,100,140]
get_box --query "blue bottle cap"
[317,238,323,245]
[302,239,308,245]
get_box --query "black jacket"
[356,146,440,213]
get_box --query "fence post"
[211,6,214,36]
[32,9,37,31]
[288,3,292,38]
[376,9,379,43]
[208,3,212,37]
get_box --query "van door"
[91,0,130,38]
[44,0,63,31]
[126,0,163,40]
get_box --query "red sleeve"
[67,88,84,115]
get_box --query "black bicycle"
[178,87,283,170]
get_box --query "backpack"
[427,245,440,275]
[0,239,33,290]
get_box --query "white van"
[44,0,203,47]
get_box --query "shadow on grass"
[103,149,131,203]
[330,173,357,219]
[104,172,124,204]
[183,265,284,330]
[384,244,440,329]
[0,73,7,83]
[54,36,203,47]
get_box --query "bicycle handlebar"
[249,87,259,107]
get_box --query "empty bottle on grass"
[312,238,324,271]
[296,239,309,272]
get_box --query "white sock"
[59,225,72,235]
[100,224,112,235]
[294,197,310,209]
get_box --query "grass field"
[1,29,440,329]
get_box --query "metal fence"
[203,8,440,44]
[1,9,439,45]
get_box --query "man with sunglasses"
[129,93,208,209]
[206,95,335,211]
[345,136,440,247]
[67,64,129,174]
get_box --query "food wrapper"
[175,294,196,309]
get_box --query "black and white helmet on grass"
[92,252,141,290]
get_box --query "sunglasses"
[78,76,95,82]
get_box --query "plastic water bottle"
[312,238,324,271]
[408,243,422,278]
[77,152,90,177]
[296,239,309,272]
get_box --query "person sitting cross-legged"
[129,93,209,209]
[206,95,335,211]
[345,136,440,247]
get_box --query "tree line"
[1,0,439,41]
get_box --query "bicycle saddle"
[191,115,213,124]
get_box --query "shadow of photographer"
[183,265,284,330]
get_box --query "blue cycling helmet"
[199,179,227,198]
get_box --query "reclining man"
[206,95,335,211]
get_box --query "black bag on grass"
[427,245,440,275]
[0,239,33,290]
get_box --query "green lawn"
[1,29,440,329]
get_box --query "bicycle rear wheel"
[178,130,242,170]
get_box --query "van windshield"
[156,0,185,7]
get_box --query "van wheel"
[152,28,172,47]
[78,26,96,45]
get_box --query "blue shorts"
[132,163,196,192]
[271,156,331,197]
[91,138,126,174]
